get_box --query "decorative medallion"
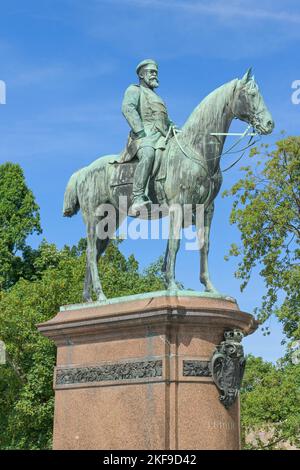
[211,329,246,408]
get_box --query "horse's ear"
[241,67,253,84]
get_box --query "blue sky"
[1,0,299,361]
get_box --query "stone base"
[37,291,257,450]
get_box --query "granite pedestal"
[37,291,257,450]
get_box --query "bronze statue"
[121,59,176,213]
[63,64,274,302]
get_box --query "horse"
[63,68,274,302]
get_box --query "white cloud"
[99,0,300,25]
[84,0,300,60]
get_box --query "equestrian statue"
[63,60,274,302]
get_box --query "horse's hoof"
[97,293,107,302]
[205,286,221,296]
[83,294,93,302]
[166,280,181,291]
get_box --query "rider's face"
[141,68,159,89]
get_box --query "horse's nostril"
[267,120,273,129]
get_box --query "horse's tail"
[63,170,80,217]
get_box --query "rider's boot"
[130,147,155,214]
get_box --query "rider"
[121,59,176,213]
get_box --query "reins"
[170,125,260,176]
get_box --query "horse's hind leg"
[96,209,123,264]
[87,219,107,302]
[96,237,110,266]
[92,210,124,301]
[83,260,92,302]
[83,240,108,301]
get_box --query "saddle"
[109,146,169,206]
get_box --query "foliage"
[0,163,41,289]
[241,355,300,449]
[0,239,164,449]
[223,137,300,341]
[2,153,299,450]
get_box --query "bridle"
[169,82,263,176]
[170,125,260,177]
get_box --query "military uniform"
[121,83,173,162]
[121,59,175,212]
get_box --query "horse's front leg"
[199,203,219,293]
[87,220,107,302]
[165,205,182,291]
[162,240,169,274]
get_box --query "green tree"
[241,355,300,449]
[0,239,164,449]
[0,163,41,289]
[223,137,300,341]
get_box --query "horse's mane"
[182,79,238,147]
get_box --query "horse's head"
[232,68,274,135]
